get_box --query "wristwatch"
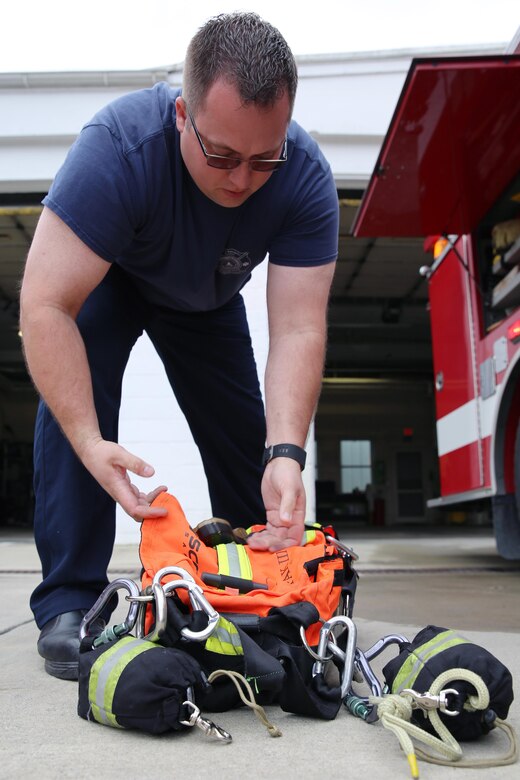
[262,443,307,471]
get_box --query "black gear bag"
[382,624,514,740]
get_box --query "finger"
[132,503,169,522]
[247,530,274,550]
[115,451,155,478]
[129,483,141,499]
[265,510,292,528]
[247,525,301,551]
[145,485,168,504]
[279,490,297,524]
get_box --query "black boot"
[37,609,105,681]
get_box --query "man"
[20,11,338,680]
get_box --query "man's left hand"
[247,459,305,551]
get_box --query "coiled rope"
[370,668,517,778]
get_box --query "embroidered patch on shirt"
[217,249,252,275]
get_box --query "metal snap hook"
[79,577,141,641]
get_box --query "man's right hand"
[79,438,168,521]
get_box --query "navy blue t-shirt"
[43,83,339,311]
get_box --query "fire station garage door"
[0,200,40,528]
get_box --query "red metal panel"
[352,56,520,238]
[439,442,482,494]
[428,247,475,417]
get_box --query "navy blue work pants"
[30,266,266,628]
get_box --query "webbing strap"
[88,636,153,727]
[205,617,244,656]
[392,630,469,693]
[216,543,253,580]
[301,529,317,545]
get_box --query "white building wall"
[0,45,498,542]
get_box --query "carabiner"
[152,565,196,586]
[162,578,219,642]
[325,535,359,561]
[354,647,383,698]
[312,615,358,699]
[79,577,141,641]
[142,581,168,642]
[363,633,409,662]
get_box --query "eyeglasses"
[185,104,287,172]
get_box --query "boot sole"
[44,658,79,681]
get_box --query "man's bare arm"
[20,207,167,520]
[248,260,336,550]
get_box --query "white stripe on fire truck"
[436,393,497,457]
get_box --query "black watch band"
[262,443,307,471]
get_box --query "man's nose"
[227,161,253,190]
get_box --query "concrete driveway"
[1,526,518,779]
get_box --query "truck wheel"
[491,422,520,560]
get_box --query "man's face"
[176,79,290,208]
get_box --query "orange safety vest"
[140,492,349,646]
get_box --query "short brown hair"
[183,11,298,116]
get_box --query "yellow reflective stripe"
[393,630,470,693]
[205,617,243,656]
[216,544,231,575]
[236,544,253,579]
[301,529,317,545]
[88,636,154,727]
[216,543,253,580]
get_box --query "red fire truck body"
[352,47,520,558]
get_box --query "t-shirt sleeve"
[267,154,339,267]
[43,123,144,262]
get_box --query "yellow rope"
[370,668,517,778]
[208,669,282,738]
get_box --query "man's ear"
[175,96,187,132]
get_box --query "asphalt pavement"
[1,525,519,780]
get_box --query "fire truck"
[352,39,520,559]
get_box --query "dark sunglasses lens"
[250,160,283,172]
[207,156,241,170]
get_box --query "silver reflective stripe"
[224,544,242,577]
[394,630,468,692]
[216,543,253,580]
[213,623,243,650]
[92,637,149,725]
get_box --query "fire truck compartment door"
[351,55,520,238]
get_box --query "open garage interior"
[0,191,461,531]
[315,193,445,528]
[0,198,41,529]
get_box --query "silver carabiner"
[325,535,359,561]
[152,565,196,586]
[79,577,141,641]
[312,615,357,699]
[354,647,383,698]
[162,578,219,642]
[363,633,409,662]
[142,581,168,642]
